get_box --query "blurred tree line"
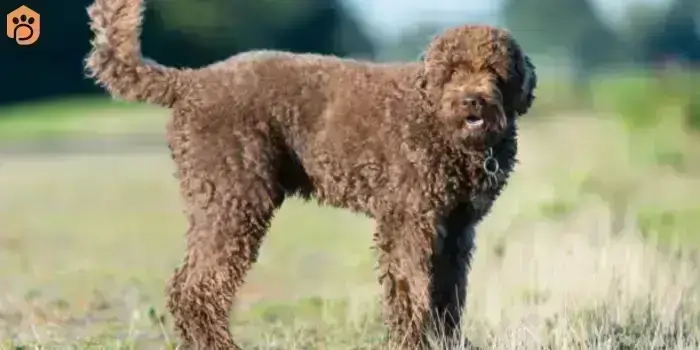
[500,0,700,131]
[2,0,698,107]
[377,0,700,78]
[1,0,374,105]
[502,0,700,75]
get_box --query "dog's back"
[85,0,419,113]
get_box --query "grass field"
[0,98,167,143]
[1,99,700,349]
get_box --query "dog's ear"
[515,54,537,116]
[416,35,453,102]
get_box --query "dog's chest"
[466,179,502,221]
[467,151,513,219]
[470,191,495,217]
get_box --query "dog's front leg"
[374,213,439,350]
[430,206,477,348]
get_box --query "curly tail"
[85,0,182,107]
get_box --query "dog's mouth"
[465,115,483,127]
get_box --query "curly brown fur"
[85,0,537,348]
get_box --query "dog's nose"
[462,95,483,110]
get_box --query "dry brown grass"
[1,107,699,349]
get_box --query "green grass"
[0,96,168,142]
[0,100,699,348]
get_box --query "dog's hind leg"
[165,130,284,349]
[374,212,440,350]
[430,206,477,348]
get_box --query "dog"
[85,0,537,348]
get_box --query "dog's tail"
[84,0,182,107]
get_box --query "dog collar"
[483,147,501,188]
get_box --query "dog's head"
[418,25,537,147]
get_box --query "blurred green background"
[2,0,700,132]
[1,0,700,348]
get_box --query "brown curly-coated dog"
[84,0,537,348]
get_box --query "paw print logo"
[6,5,40,45]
